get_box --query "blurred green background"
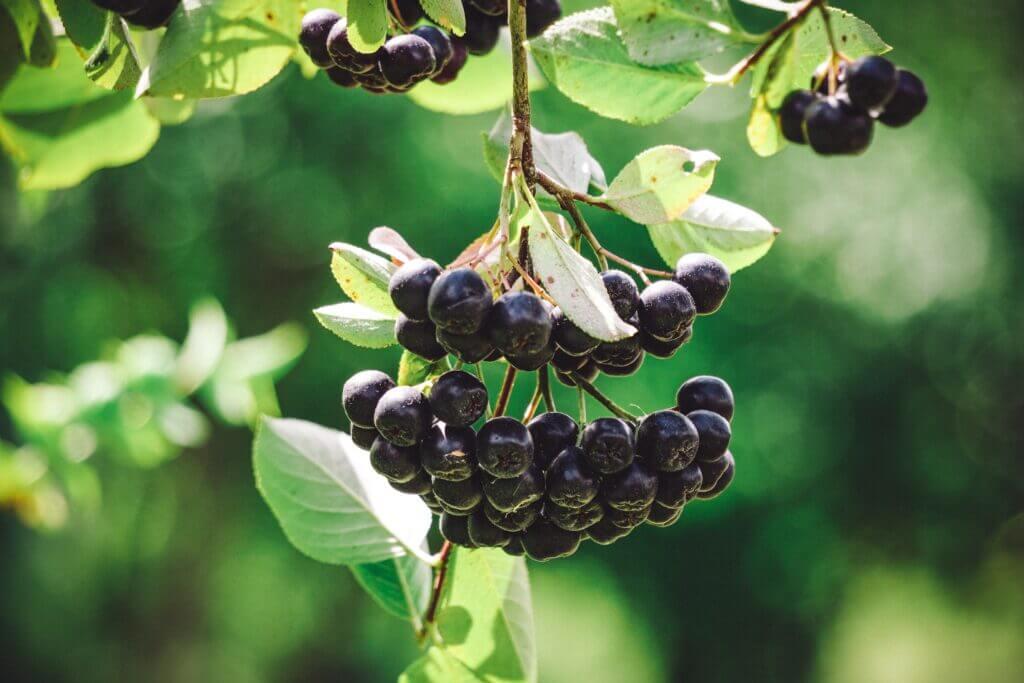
[2,1,1023,681]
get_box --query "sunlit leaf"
[55,0,142,90]
[601,146,718,224]
[313,302,398,349]
[1,0,41,59]
[398,350,449,386]
[368,226,420,263]
[346,0,388,54]
[400,647,482,683]
[611,0,751,66]
[329,242,399,315]
[419,0,465,36]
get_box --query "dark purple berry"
[526,0,562,38]
[527,412,579,470]
[477,417,534,478]
[432,38,468,84]
[483,464,545,512]
[504,534,525,556]
[676,375,734,422]
[429,370,488,427]
[468,0,505,16]
[412,26,455,74]
[804,96,873,155]
[697,451,735,499]
[640,330,685,359]
[591,335,641,368]
[601,270,640,319]
[389,0,425,27]
[545,446,599,508]
[506,344,555,371]
[638,280,696,342]
[462,4,501,56]
[467,508,511,547]
[605,504,651,529]
[420,424,476,481]
[389,258,442,321]
[556,360,599,387]
[580,417,634,474]
[90,0,147,14]
[378,34,436,88]
[373,386,433,446]
[689,409,731,462]
[697,452,731,493]
[327,19,378,73]
[299,9,342,67]
[646,502,683,527]
[350,424,380,450]
[844,56,898,110]
[546,500,603,531]
[552,348,587,373]
[440,512,474,546]
[326,66,359,87]
[595,353,644,377]
[390,470,432,494]
[487,292,553,356]
[636,410,699,472]
[436,327,494,364]
[552,307,599,356]
[123,0,179,29]
[395,315,447,361]
[877,69,927,127]
[779,89,818,144]
[655,463,703,508]
[369,438,421,482]
[586,516,632,544]
[484,500,541,532]
[343,370,396,428]
[428,268,493,335]
[601,462,658,512]
[522,518,582,561]
[433,475,484,513]
[673,253,731,315]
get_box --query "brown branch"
[493,365,518,417]
[507,0,534,185]
[419,540,454,640]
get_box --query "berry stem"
[493,365,518,417]
[472,363,494,418]
[576,386,587,424]
[539,365,556,413]
[418,540,454,642]
[536,171,614,212]
[507,0,535,186]
[523,381,543,422]
[569,373,640,423]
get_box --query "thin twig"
[523,381,543,422]
[539,365,555,413]
[577,386,587,425]
[418,540,454,642]
[507,0,534,185]
[569,373,640,423]
[493,365,518,417]
[536,172,614,212]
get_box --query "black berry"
[504,534,525,556]
[483,464,545,512]
[546,500,603,531]
[545,446,599,508]
[477,417,534,478]
[343,370,396,428]
[467,0,505,16]
[586,516,632,545]
[123,0,179,29]
[697,452,731,493]
[440,512,474,546]
[389,258,441,321]
[91,0,147,13]
[601,462,658,512]
[395,315,447,361]
[487,292,553,356]
[526,0,562,38]
[378,34,436,88]
[646,502,683,527]
[552,348,587,373]
[676,375,734,422]
[804,96,873,155]
[636,410,699,472]
[522,518,582,561]
[655,462,703,508]
[639,280,696,342]
[640,330,685,359]
[844,56,898,110]
[527,412,579,470]
[556,359,599,387]
[484,500,541,532]
[467,508,511,547]
[591,335,641,368]
[673,253,730,315]
[689,409,731,462]
[420,424,476,481]
[605,505,650,529]
[428,268,493,335]
[779,90,818,144]
[373,386,433,446]
[390,470,432,495]
[436,327,494,364]
[412,26,454,75]
[506,344,555,371]
[421,492,443,514]
[429,370,488,427]
[601,270,641,319]
[462,4,501,56]
[580,417,634,474]
[432,37,468,84]
[877,69,928,127]
[433,474,483,513]
[697,451,735,499]
[369,438,421,482]
[595,353,644,377]
[326,19,378,73]
[390,0,425,27]
[299,8,341,67]
[552,307,599,356]
[350,424,380,450]
[327,66,358,88]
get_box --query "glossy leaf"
[611,0,750,66]
[530,7,707,126]
[329,242,399,316]
[313,302,398,349]
[601,146,719,224]
[648,194,778,272]
[253,417,434,565]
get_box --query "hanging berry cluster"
[298,0,562,93]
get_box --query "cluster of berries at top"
[344,366,737,561]
[779,55,928,155]
[298,0,562,94]
[88,0,180,29]
[389,252,731,383]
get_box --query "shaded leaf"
[648,194,778,272]
[350,551,432,623]
[1,0,40,59]
[329,242,399,316]
[56,0,142,90]
[530,7,707,126]
[398,350,449,386]
[612,0,750,66]
[601,145,718,224]
[746,94,784,158]
[313,302,398,349]
[400,647,482,683]
[0,38,108,112]
[253,417,434,565]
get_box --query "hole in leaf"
[682,161,696,173]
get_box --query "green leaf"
[346,0,388,54]
[525,207,635,343]
[0,11,24,93]
[483,109,606,194]
[0,38,109,112]
[419,0,465,36]
[25,12,54,67]
[174,298,229,395]
[436,547,536,683]
[143,96,196,125]
[400,647,482,683]
[329,242,399,316]
[398,350,449,386]
[611,0,752,66]
[409,35,544,115]
[1,0,41,59]
[530,7,707,126]
[648,194,778,272]
[746,94,784,157]
[55,0,143,90]
[313,302,398,349]
[601,145,718,224]
[350,552,432,623]
[253,417,434,565]
[136,0,299,98]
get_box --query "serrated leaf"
[648,194,777,272]
[351,551,432,624]
[56,0,142,90]
[368,226,420,263]
[346,0,388,54]
[525,208,634,342]
[398,350,449,386]
[136,0,299,98]
[329,242,399,316]
[611,0,750,66]
[436,547,536,683]
[601,146,718,224]
[400,647,482,683]
[1,0,40,59]
[409,32,544,115]
[419,0,465,36]
[483,109,606,195]
[253,417,434,565]
[530,7,707,126]
[313,302,397,349]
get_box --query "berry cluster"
[779,56,928,156]
[299,0,562,94]
[344,369,736,560]
[88,0,180,29]
[388,252,731,380]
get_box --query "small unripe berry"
[420,424,476,481]
[477,417,534,478]
[636,410,699,472]
[676,375,734,422]
[546,446,599,508]
[389,258,442,321]
[343,370,396,428]
[527,412,579,470]
[688,409,731,462]
[580,417,634,474]
[373,386,433,446]
[600,461,658,512]
[522,518,582,561]
[429,370,488,427]
[428,268,493,335]
[299,9,341,67]
[673,253,730,315]
[369,438,421,482]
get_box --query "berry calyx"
[373,386,433,446]
[639,280,696,342]
[600,462,658,512]
[343,370,396,428]
[299,9,341,67]
[389,258,441,321]
[476,416,534,478]
[429,370,488,427]
[522,518,582,561]
[580,417,634,474]
[527,412,579,470]
[428,267,493,335]
[688,409,731,462]
[636,410,699,472]
[673,253,731,315]
[844,56,898,111]
[676,375,734,422]
[395,315,447,361]
[546,446,600,508]
[420,424,477,481]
